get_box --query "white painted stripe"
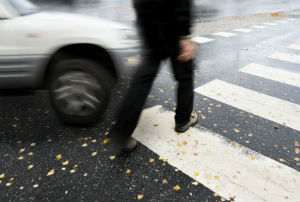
[263,22,278,26]
[275,20,289,23]
[239,63,300,88]
[288,44,300,51]
[250,25,266,29]
[211,32,237,37]
[194,79,300,131]
[133,105,300,202]
[233,28,253,33]
[269,52,300,64]
[192,36,215,44]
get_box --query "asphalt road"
[1,1,300,202]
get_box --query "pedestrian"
[109,0,197,155]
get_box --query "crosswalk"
[132,18,300,202]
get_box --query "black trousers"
[111,47,194,140]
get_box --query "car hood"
[26,11,132,30]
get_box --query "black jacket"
[133,0,192,57]
[133,0,191,37]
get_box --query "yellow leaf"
[295,148,300,154]
[295,157,299,161]
[47,169,55,176]
[70,169,75,173]
[177,143,182,147]
[73,164,78,168]
[62,161,69,166]
[162,179,168,184]
[206,174,212,180]
[19,148,25,153]
[173,185,181,191]
[28,165,33,170]
[194,172,199,176]
[109,155,116,160]
[201,115,206,119]
[233,128,240,133]
[18,156,24,160]
[0,174,5,179]
[6,182,11,187]
[214,176,219,180]
[30,143,36,147]
[126,169,132,174]
[215,104,222,108]
[103,139,110,144]
[28,152,33,156]
[137,194,144,200]
[56,154,62,160]
[149,158,155,163]
[33,184,39,188]
[84,173,88,176]
[61,167,66,171]
[19,186,24,190]
[91,139,97,143]
[221,197,226,201]
[250,157,255,160]
[216,186,220,190]
[91,152,97,157]
[10,178,14,181]
[81,143,88,147]
[279,158,286,162]
[192,181,198,186]
[295,141,300,147]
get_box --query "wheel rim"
[51,71,105,116]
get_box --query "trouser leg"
[111,55,161,140]
[170,57,194,125]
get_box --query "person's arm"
[174,0,196,62]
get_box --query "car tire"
[48,58,113,125]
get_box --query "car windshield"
[7,0,38,16]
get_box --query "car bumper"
[108,48,141,77]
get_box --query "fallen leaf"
[206,174,212,180]
[137,194,144,200]
[28,152,33,156]
[279,158,286,162]
[149,158,155,163]
[233,129,240,133]
[19,148,25,153]
[70,169,75,173]
[214,176,219,180]
[19,186,24,190]
[173,185,181,191]
[0,174,5,179]
[84,173,88,176]
[274,126,279,129]
[215,104,222,108]
[103,139,110,144]
[192,181,198,186]
[221,197,226,201]
[295,148,300,154]
[295,157,299,161]
[154,124,159,127]
[295,141,300,147]
[200,115,206,119]
[47,169,55,176]
[194,172,199,176]
[62,161,69,166]
[91,152,97,157]
[216,186,220,190]
[284,196,289,199]
[126,169,131,174]
[182,141,187,145]
[162,179,168,184]
[33,184,39,188]
[250,157,255,160]
[81,143,88,147]
[6,182,11,187]
[73,164,78,168]
[61,167,66,171]
[109,155,116,160]
[28,165,33,170]
[30,143,36,147]
[18,156,24,160]
[91,139,97,143]
[56,154,62,160]
[104,132,109,136]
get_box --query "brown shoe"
[175,112,198,133]
[124,137,137,152]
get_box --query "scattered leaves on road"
[47,169,55,176]
[173,185,181,191]
[56,154,62,160]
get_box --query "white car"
[0,0,140,124]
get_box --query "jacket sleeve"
[174,0,192,37]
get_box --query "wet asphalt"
[1,0,300,201]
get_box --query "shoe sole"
[175,119,198,133]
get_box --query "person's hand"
[177,39,196,62]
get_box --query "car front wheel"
[48,59,113,125]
